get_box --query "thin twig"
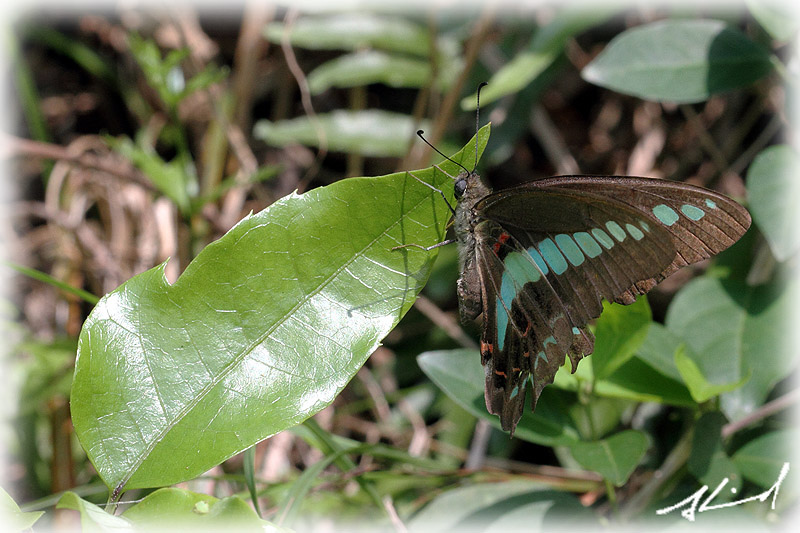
[1,133,155,191]
[722,388,800,439]
[281,9,326,192]
[530,104,580,174]
[413,294,479,350]
[405,8,495,170]
[383,495,409,533]
[465,419,491,470]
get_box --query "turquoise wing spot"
[535,351,548,370]
[573,232,602,258]
[572,327,581,335]
[555,234,585,266]
[625,223,645,240]
[510,384,520,399]
[497,251,546,350]
[653,204,679,226]
[681,204,705,221]
[527,247,549,275]
[505,252,542,284]
[705,198,717,209]
[606,221,627,242]
[639,220,651,232]
[543,335,557,348]
[591,228,615,249]
[538,238,568,275]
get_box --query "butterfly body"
[449,171,751,433]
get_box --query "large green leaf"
[71,126,489,493]
[417,349,581,446]
[665,276,797,420]
[746,145,800,261]
[582,19,774,103]
[253,110,430,158]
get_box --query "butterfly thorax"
[453,171,493,324]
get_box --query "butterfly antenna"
[416,130,470,176]
[474,81,488,172]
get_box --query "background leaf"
[688,412,741,502]
[253,110,430,157]
[732,430,796,488]
[461,7,616,109]
[590,297,651,380]
[308,50,433,93]
[417,349,581,446]
[263,13,430,56]
[122,488,266,531]
[407,481,594,532]
[56,492,134,531]
[746,0,799,42]
[1,487,45,531]
[582,19,774,103]
[746,145,800,261]
[665,277,798,420]
[71,127,489,492]
[569,430,648,486]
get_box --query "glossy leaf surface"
[71,126,489,492]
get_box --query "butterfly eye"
[454,178,467,199]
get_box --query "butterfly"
[449,170,750,433]
[404,90,751,434]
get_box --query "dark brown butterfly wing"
[473,176,750,433]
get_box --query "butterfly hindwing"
[470,176,750,433]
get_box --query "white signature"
[656,462,789,522]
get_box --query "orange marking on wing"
[494,370,507,378]
[493,232,511,255]
[481,341,494,355]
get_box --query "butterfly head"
[454,174,468,199]
[453,170,491,206]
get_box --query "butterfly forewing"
[469,176,751,433]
